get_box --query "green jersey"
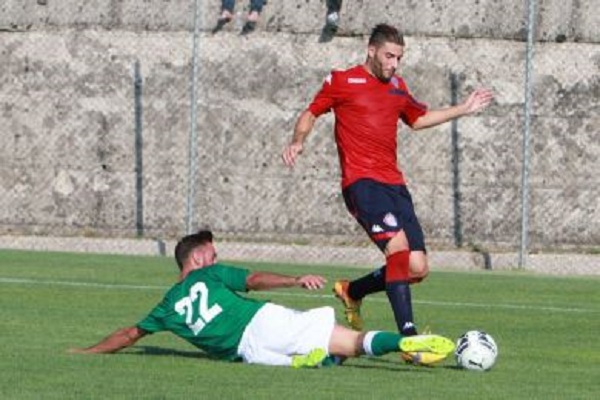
[137,263,267,361]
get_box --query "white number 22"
[174,282,223,335]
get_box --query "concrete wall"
[1,0,599,43]
[1,1,599,252]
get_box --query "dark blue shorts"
[342,179,426,252]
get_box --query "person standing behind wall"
[212,0,266,35]
[320,0,343,42]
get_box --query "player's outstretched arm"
[246,272,326,291]
[69,326,146,354]
[282,110,317,167]
[461,88,494,114]
[412,88,493,130]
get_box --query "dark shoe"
[319,23,338,43]
[212,17,231,34]
[318,13,339,43]
[240,21,256,35]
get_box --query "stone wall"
[1,1,598,252]
[2,0,599,43]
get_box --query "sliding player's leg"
[328,324,454,359]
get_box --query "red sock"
[385,250,410,283]
[409,276,424,284]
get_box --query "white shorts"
[237,303,336,366]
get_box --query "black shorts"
[342,179,426,252]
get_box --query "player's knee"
[330,325,362,357]
[409,252,429,280]
[410,265,429,281]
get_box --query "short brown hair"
[368,24,405,47]
[174,230,213,271]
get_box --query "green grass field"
[1,249,599,399]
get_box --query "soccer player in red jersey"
[283,23,493,364]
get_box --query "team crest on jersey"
[391,76,399,88]
[348,77,367,84]
[383,213,398,227]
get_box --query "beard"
[372,60,395,83]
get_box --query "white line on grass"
[0,277,167,290]
[1,276,597,314]
[251,290,599,314]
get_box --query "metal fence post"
[186,0,202,234]
[519,0,537,268]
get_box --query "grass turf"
[1,249,599,399]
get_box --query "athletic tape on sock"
[362,331,381,356]
[385,250,410,282]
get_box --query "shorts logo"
[371,224,384,233]
[402,322,415,330]
[383,213,398,228]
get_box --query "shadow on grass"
[443,365,470,372]
[120,348,455,371]
[123,345,210,360]
[341,356,437,373]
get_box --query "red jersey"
[308,65,427,188]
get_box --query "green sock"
[364,331,402,356]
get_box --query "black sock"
[348,266,386,300]
[385,281,418,336]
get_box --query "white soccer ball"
[455,330,498,371]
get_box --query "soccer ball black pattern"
[455,330,498,371]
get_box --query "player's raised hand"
[295,274,327,290]
[463,88,494,114]
[282,142,304,167]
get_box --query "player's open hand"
[463,88,494,114]
[296,274,327,290]
[282,142,304,167]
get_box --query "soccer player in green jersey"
[70,230,455,368]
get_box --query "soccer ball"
[455,330,498,371]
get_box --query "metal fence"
[0,0,598,268]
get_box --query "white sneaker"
[326,12,339,27]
